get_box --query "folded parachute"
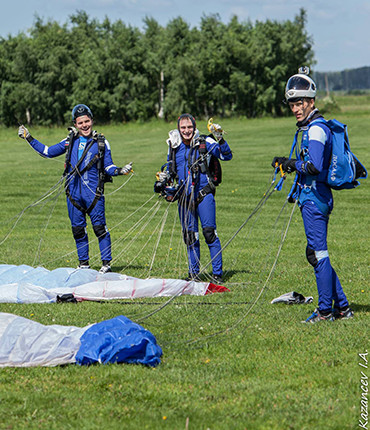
[0,264,229,304]
[0,312,162,367]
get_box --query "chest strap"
[64,133,106,215]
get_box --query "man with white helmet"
[272,67,353,323]
[18,104,133,273]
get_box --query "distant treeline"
[313,67,370,93]
[0,9,313,126]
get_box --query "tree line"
[313,67,370,93]
[0,9,313,126]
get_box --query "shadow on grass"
[112,264,147,272]
[222,269,253,281]
[350,303,370,314]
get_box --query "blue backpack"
[315,118,367,190]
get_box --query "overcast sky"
[1,0,369,72]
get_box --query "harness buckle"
[199,188,207,198]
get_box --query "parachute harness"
[63,130,112,215]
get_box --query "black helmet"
[177,113,196,138]
[72,104,93,121]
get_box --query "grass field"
[0,94,369,429]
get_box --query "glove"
[117,162,133,175]
[18,125,33,143]
[207,118,225,142]
[154,181,165,193]
[166,129,182,148]
[209,123,223,141]
[282,158,297,173]
[272,157,297,173]
[271,157,286,168]
[67,126,79,138]
[156,171,168,182]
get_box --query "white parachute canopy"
[0,265,228,304]
[0,312,162,367]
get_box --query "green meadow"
[0,94,369,429]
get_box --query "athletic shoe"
[99,264,112,274]
[333,307,354,320]
[302,308,334,324]
[77,261,90,269]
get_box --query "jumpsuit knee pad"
[93,224,107,239]
[306,246,318,267]
[72,226,86,240]
[203,227,217,244]
[183,230,197,246]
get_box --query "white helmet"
[285,66,316,101]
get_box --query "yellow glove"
[207,118,225,141]
[156,171,168,182]
[18,125,33,142]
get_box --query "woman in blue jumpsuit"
[272,70,353,323]
[162,114,232,282]
[18,104,132,273]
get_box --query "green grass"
[0,95,369,429]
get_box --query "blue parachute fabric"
[0,265,34,283]
[0,264,98,289]
[315,118,367,189]
[14,266,50,284]
[75,315,163,367]
[0,264,105,303]
[30,267,98,289]
[276,119,368,192]
[0,265,17,276]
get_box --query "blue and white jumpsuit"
[169,135,232,277]
[27,134,120,263]
[292,117,349,313]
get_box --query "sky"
[1,0,370,72]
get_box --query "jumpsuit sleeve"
[295,125,328,174]
[206,136,233,161]
[27,138,67,158]
[102,139,119,176]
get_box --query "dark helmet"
[72,104,93,121]
[285,67,317,102]
[177,113,196,138]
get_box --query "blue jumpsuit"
[168,135,232,277]
[27,134,120,263]
[292,118,349,313]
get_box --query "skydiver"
[18,104,132,273]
